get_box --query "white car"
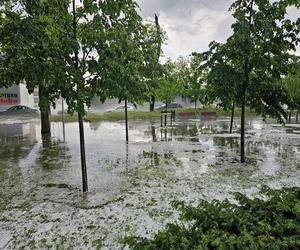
[106,105,136,112]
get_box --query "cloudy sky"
[137,0,299,59]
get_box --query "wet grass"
[50,107,255,123]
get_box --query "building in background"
[0,82,35,111]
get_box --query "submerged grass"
[50,107,255,123]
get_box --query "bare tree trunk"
[78,113,88,192]
[125,96,129,142]
[148,15,162,113]
[73,0,88,192]
[41,133,51,148]
[296,110,299,123]
[230,102,235,134]
[194,99,197,110]
[240,0,254,164]
[39,83,51,135]
[288,111,292,124]
[61,97,66,142]
[150,95,155,112]
[240,84,246,163]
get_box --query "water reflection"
[172,123,198,137]
[0,117,299,249]
[213,137,239,149]
[150,121,157,142]
[0,122,38,211]
[141,150,160,166]
[0,123,37,162]
[144,120,239,143]
[36,137,71,170]
[89,122,102,131]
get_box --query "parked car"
[57,110,68,115]
[106,105,136,113]
[154,102,183,111]
[0,105,38,115]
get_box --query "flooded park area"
[0,115,299,249]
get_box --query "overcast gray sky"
[137,0,299,59]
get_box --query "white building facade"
[0,83,35,111]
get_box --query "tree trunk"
[150,95,155,112]
[38,84,51,135]
[149,15,161,113]
[125,96,129,142]
[288,111,292,124]
[241,53,250,163]
[73,0,88,192]
[240,0,253,164]
[78,113,88,192]
[41,133,51,148]
[240,97,246,163]
[61,97,66,142]
[296,110,299,124]
[241,51,250,164]
[151,124,156,142]
[194,99,197,110]
[230,102,235,134]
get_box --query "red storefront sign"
[0,99,18,105]
[0,93,19,105]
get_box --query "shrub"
[123,187,300,250]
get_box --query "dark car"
[57,110,68,115]
[154,102,183,111]
[0,105,39,115]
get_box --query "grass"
[50,107,255,123]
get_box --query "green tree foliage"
[156,59,184,107]
[0,1,24,88]
[144,16,166,112]
[283,65,300,111]
[61,0,152,189]
[0,0,70,134]
[186,53,208,109]
[1,0,155,190]
[199,42,243,110]
[78,0,158,141]
[232,0,300,117]
[123,187,300,250]
[198,0,300,162]
[94,5,149,106]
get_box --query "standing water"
[0,116,299,249]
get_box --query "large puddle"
[0,116,299,249]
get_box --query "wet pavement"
[0,116,299,249]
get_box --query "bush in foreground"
[123,187,300,250]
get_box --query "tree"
[198,41,243,133]
[283,64,300,123]
[0,1,24,88]
[156,59,183,110]
[201,0,300,163]
[0,0,69,135]
[148,14,164,112]
[186,53,208,110]
[88,0,152,142]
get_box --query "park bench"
[178,112,196,118]
[201,111,217,118]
